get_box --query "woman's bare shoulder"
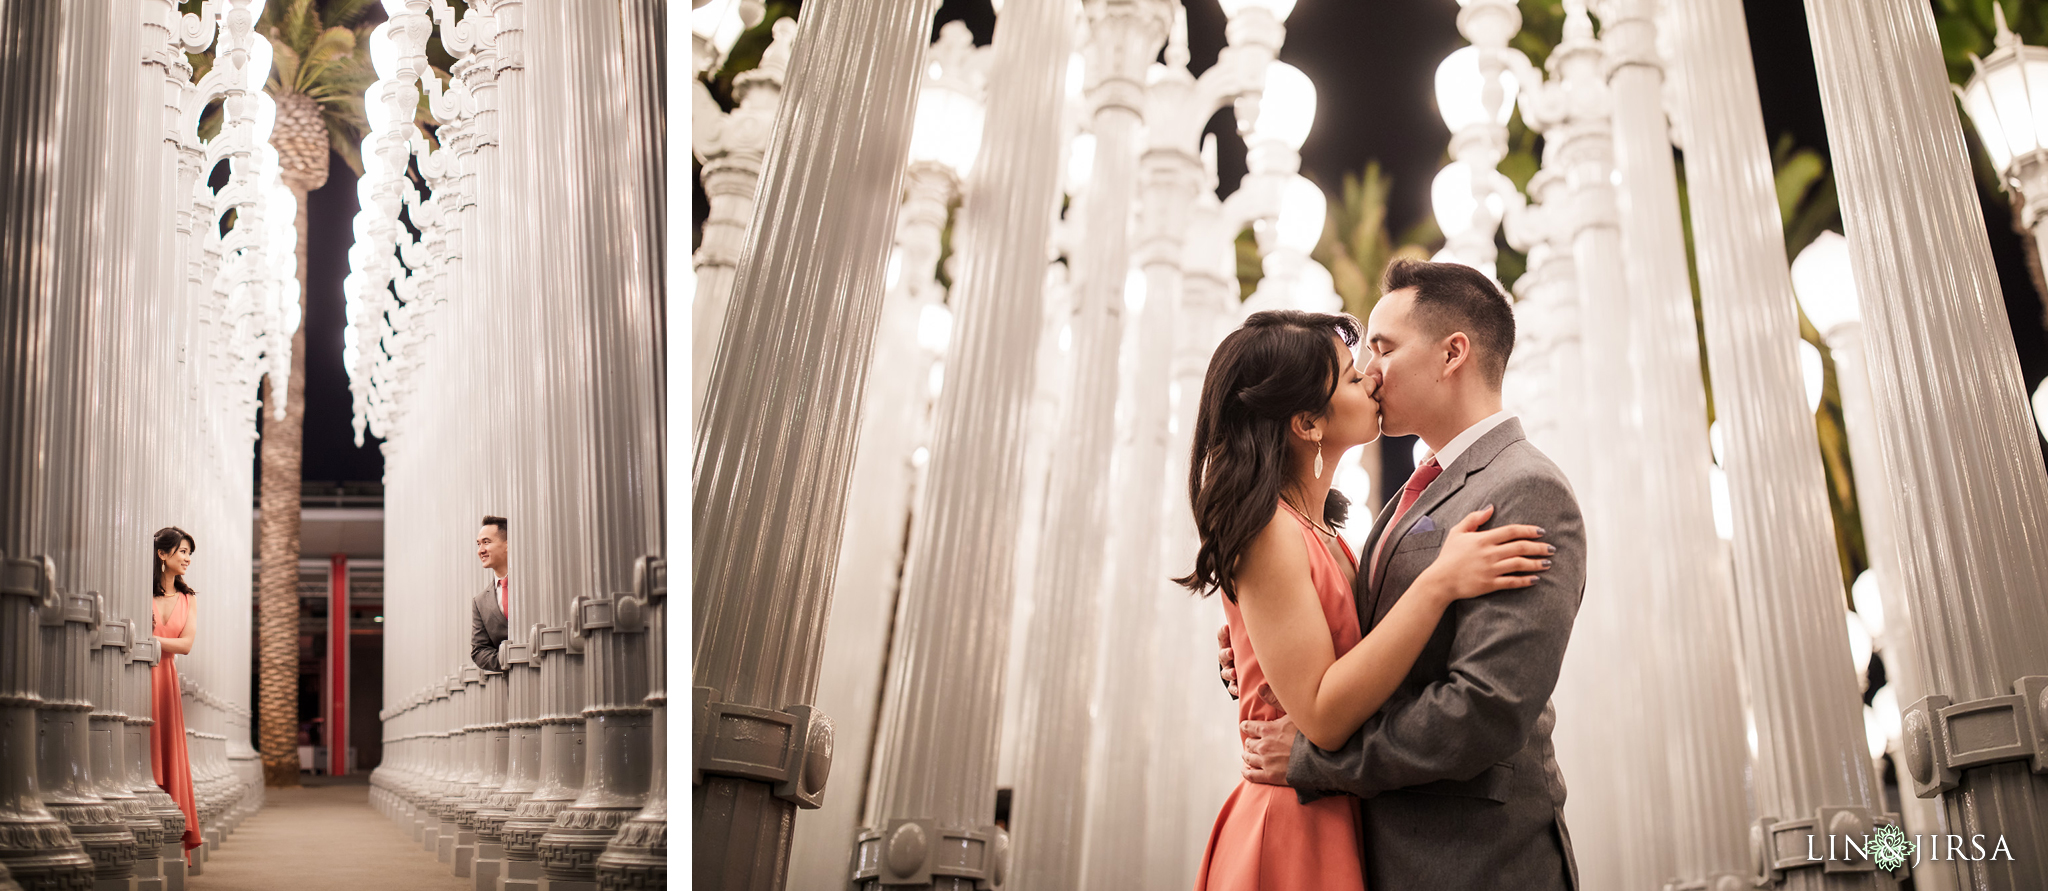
[1236,505,1310,598]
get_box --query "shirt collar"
[1423,409,1516,471]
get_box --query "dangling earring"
[1314,442,1324,480]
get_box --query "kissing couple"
[1180,259,1584,890]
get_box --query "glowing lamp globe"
[1218,0,1299,23]
[1251,62,1316,151]
[1067,133,1097,191]
[2032,377,2048,442]
[1275,176,1327,255]
[1431,161,1506,239]
[1851,570,1885,642]
[692,0,749,56]
[1435,46,1520,133]
[909,87,985,176]
[1846,611,1873,678]
[1124,268,1149,315]
[1797,339,1823,414]
[1958,6,2048,178]
[917,303,953,354]
[1791,231,1859,339]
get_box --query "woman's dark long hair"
[153,526,197,597]
[1173,310,1362,601]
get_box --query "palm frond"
[267,39,303,95]
[277,0,320,54]
[296,26,362,93]
[324,0,382,28]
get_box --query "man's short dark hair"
[482,516,508,537]
[1382,258,1515,387]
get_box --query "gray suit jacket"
[471,584,507,672]
[1287,418,1584,890]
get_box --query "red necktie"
[499,578,509,628]
[1371,457,1443,588]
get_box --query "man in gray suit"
[470,516,511,672]
[1226,259,1585,889]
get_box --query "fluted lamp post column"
[1667,1,1885,888]
[690,13,795,415]
[1074,10,1228,884]
[1006,1,1167,887]
[1527,5,1669,886]
[1804,0,2048,885]
[0,0,101,885]
[851,0,1071,886]
[1791,233,1957,891]
[692,0,937,886]
[788,26,985,889]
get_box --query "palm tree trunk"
[257,185,312,787]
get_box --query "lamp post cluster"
[0,1,290,888]
[344,3,666,891]
[1494,0,2048,887]
[692,0,1322,888]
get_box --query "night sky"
[299,165,385,485]
[311,0,2048,488]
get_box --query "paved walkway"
[193,781,470,891]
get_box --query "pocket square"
[1407,515,1436,535]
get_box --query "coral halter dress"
[1195,500,1368,891]
[151,591,204,855]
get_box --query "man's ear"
[1442,331,1472,378]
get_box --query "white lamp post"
[1430,3,1529,277]
[1232,61,1336,315]
[787,25,984,888]
[691,16,798,415]
[1792,230,1956,888]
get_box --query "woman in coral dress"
[150,526,204,862]
[1176,311,1551,889]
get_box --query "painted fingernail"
[1546,544,1557,555]
[1540,559,1552,568]
[1536,527,1547,536]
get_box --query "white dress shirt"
[1420,408,1517,472]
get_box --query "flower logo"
[1870,823,1916,871]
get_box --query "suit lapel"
[1363,419,1532,620]
[1369,467,1473,596]
[481,586,505,627]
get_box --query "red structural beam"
[328,553,348,775]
